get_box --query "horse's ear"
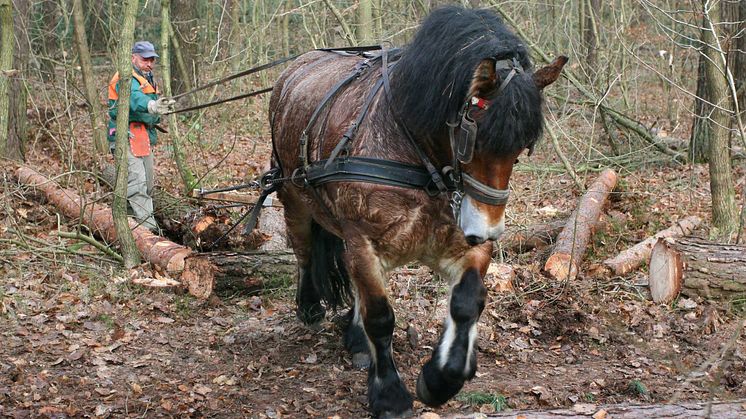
[469,59,498,98]
[533,56,568,90]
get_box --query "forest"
[1,0,745,417]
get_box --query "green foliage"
[173,294,195,318]
[627,379,648,396]
[456,391,508,412]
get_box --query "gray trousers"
[126,148,159,231]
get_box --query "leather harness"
[241,48,524,235]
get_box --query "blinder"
[447,56,525,220]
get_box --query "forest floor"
[2,76,746,418]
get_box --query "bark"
[72,0,107,155]
[187,250,296,295]
[16,167,192,275]
[544,169,618,280]
[6,0,28,162]
[160,0,196,193]
[582,0,600,69]
[502,217,608,254]
[649,237,746,304]
[0,0,13,159]
[113,0,141,268]
[601,216,702,276]
[702,2,738,238]
[170,0,198,94]
[488,399,746,419]
[358,0,373,45]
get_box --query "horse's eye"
[515,159,520,164]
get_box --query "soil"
[1,67,746,418]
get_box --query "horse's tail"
[310,220,352,311]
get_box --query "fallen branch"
[601,216,702,276]
[544,169,618,280]
[55,230,123,263]
[488,398,746,418]
[649,236,746,304]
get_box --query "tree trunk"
[160,0,196,193]
[582,0,600,70]
[690,54,711,163]
[649,237,746,304]
[72,0,107,155]
[188,250,296,295]
[544,169,618,280]
[16,166,192,274]
[0,0,13,159]
[358,0,373,45]
[701,2,738,239]
[170,0,199,94]
[113,0,141,268]
[5,0,28,162]
[488,399,746,419]
[601,216,702,276]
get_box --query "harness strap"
[308,157,451,191]
[462,172,509,205]
[324,77,385,168]
[300,57,380,169]
[381,49,448,194]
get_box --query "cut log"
[503,215,613,254]
[16,166,298,299]
[16,166,193,273]
[544,169,618,280]
[649,236,746,303]
[601,216,702,276]
[488,399,746,418]
[184,250,296,295]
[191,188,283,207]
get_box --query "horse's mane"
[391,6,544,156]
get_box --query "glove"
[147,98,176,115]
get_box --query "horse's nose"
[465,235,487,246]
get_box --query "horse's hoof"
[378,409,413,419]
[351,352,371,369]
[416,372,436,406]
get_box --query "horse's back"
[270,51,382,173]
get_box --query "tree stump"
[649,237,746,303]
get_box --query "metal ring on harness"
[259,167,281,190]
[291,167,306,188]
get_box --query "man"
[107,41,175,233]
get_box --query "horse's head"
[457,55,568,245]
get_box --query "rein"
[165,45,385,115]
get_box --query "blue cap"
[132,41,159,58]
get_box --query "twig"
[54,230,123,263]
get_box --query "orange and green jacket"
[107,69,161,145]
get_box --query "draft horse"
[268,5,566,417]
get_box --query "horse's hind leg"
[343,232,413,417]
[416,248,490,407]
[282,205,325,325]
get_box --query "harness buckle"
[450,191,464,223]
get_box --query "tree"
[112,0,142,268]
[699,1,738,239]
[0,0,13,159]
[161,0,196,193]
[358,0,373,45]
[72,0,107,155]
[5,0,28,162]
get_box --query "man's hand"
[147,98,176,115]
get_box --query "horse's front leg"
[417,245,491,407]
[344,232,413,418]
